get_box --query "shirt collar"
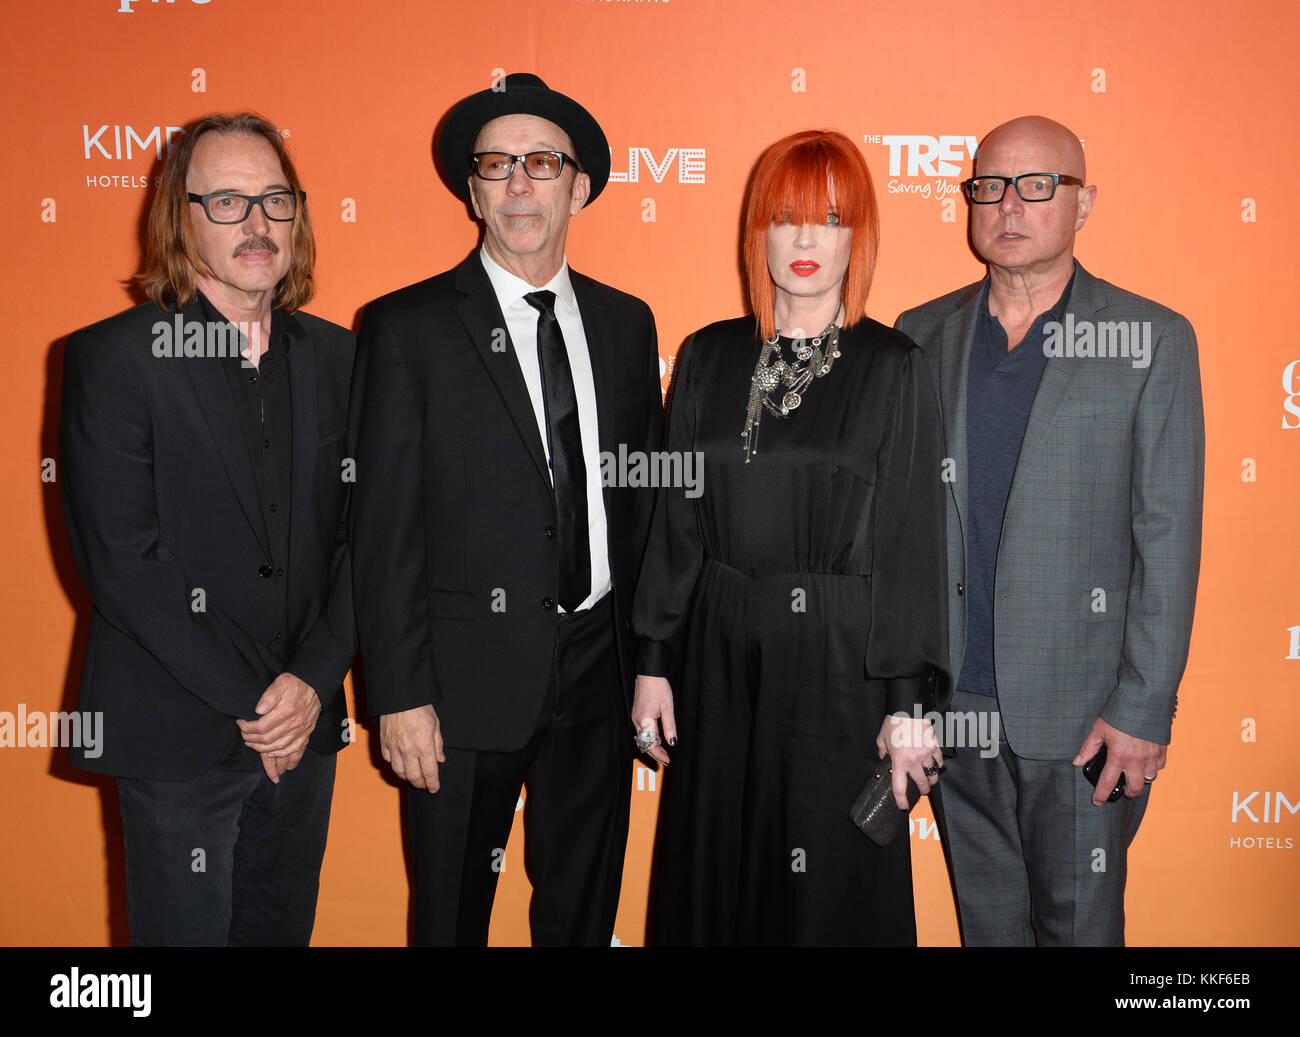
[478,247,576,312]
[194,290,296,355]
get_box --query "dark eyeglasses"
[470,151,581,181]
[962,173,1083,204]
[187,190,303,224]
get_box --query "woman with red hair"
[630,130,950,944]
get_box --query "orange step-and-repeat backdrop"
[1,0,1296,946]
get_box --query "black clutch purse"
[849,759,921,846]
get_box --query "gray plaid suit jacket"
[897,261,1204,759]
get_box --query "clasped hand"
[238,672,321,784]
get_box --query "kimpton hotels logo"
[83,124,184,160]
[82,123,184,190]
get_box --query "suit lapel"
[940,284,982,541]
[179,298,269,553]
[452,256,551,486]
[570,271,616,514]
[1004,262,1099,516]
[284,311,318,571]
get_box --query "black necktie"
[524,290,591,612]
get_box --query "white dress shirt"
[479,247,611,612]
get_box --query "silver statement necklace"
[742,309,843,462]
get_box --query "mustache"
[233,236,279,256]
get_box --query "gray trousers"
[933,690,1150,946]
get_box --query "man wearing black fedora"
[349,73,662,945]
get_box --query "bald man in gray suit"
[896,116,1203,945]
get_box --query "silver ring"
[1143,774,1157,783]
[634,728,659,753]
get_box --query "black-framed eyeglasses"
[962,173,1084,204]
[470,151,582,182]
[187,190,303,224]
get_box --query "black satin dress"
[632,315,951,946]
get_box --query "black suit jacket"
[349,253,662,752]
[60,297,356,780]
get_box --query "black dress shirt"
[200,292,295,769]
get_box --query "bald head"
[976,116,1085,181]
[967,115,1096,283]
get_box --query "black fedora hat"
[438,72,610,207]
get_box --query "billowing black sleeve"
[866,344,952,718]
[631,334,704,682]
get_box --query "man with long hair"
[60,112,355,946]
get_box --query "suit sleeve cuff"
[285,642,351,711]
[1100,702,1174,746]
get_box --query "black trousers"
[407,597,632,946]
[116,747,336,946]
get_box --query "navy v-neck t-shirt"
[959,275,1073,698]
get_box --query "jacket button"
[541,597,555,610]
[956,582,964,596]
[544,526,556,538]
[259,565,273,578]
